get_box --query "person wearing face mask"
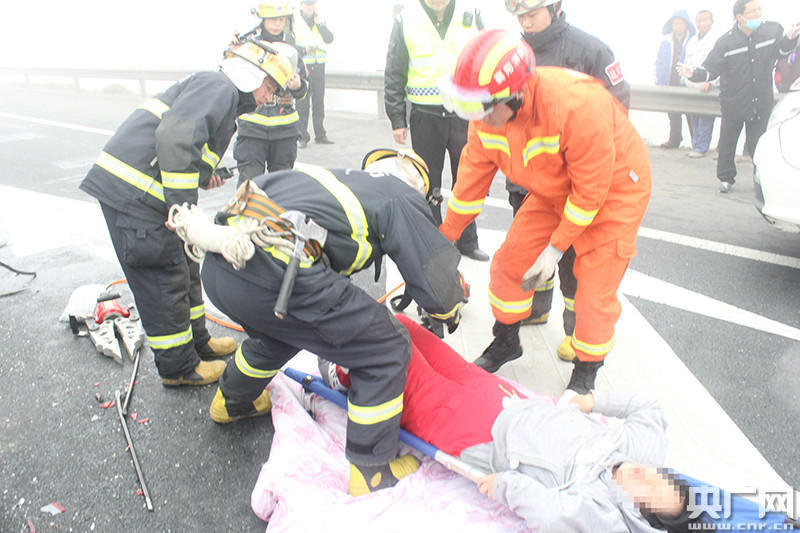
[678,0,800,194]
[503,0,631,365]
[439,30,652,394]
[79,42,294,387]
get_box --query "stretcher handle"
[282,367,487,482]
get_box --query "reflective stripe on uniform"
[488,288,533,315]
[239,111,300,127]
[563,197,598,226]
[477,130,510,156]
[523,135,560,166]
[347,393,403,425]
[571,334,615,357]
[234,345,279,379]
[148,325,193,351]
[429,302,460,320]
[189,304,205,321]
[95,151,165,202]
[447,194,484,215]
[161,170,199,190]
[535,277,555,292]
[201,143,220,170]
[295,163,371,275]
[563,296,575,312]
[138,98,170,119]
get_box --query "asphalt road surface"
[1,83,799,531]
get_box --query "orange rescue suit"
[440,67,651,362]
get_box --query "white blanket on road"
[250,353,531,533]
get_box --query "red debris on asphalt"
[99,400,115,409]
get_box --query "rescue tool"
[283,367,488,482]
[69,290,145,365]
[273,211,328,319]
[115,390,154,511]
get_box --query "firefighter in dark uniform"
[233,1,309,185]
[199,149,465,496]
[482,0,631,369]
[384,0,489,262]
[79,41,296,386]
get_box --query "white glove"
[521,245,563,292]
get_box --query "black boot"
[473,321,523,373]
[566,360,604,394]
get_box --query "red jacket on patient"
[395,314,527,455]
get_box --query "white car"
[753,79,800,233]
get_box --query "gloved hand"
[521,245,563,292]
[427,301,464,335]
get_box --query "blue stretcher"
[283,367,797,531]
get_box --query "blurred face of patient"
[613,463,684,518]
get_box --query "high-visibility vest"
[403,2,479,106]
[295,19,328,65]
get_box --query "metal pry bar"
[115,390,154,511]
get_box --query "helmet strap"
[547,2,561,20]
[506,95,523,121]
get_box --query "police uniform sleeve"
[291,49,310,101]
[378,194,464,316]
[548,84,616,253]
[316,22,334,44]
[385,19,410,130]
[439,122,498,242]
[155,77,237,208]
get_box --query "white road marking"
[637,227,800,270]
[0,112,114,136]
[622,269,800,342]
[52,157,95,170]
[0,132,46,143]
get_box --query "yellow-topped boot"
[557,336,576,362]
[161,360,226,387]
[209,387,272,423]
[197,337,237,359]
[348,455,420,497]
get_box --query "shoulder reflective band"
[239,111,300,127]
[138,98,170,119]
[347,393,404,425]
[563,197,598,227]
[95,151,165,202]
[295,163,371,275]
[476,130,510,156]
[147,326,193,351]
[488,288,533,315]
[523,135,560,166]
[234,345,279,379]
[161,170,199,190]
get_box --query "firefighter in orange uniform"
[439,30,651,393]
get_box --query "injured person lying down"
[318,314,711,533]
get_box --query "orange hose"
[104,278,405,333]
[377,281,406,304]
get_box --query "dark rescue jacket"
[236,29,309,141]
[225,165,464,318]
[690,21,798,121]
[80,70,254,223]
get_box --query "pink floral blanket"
[250,354,532,533]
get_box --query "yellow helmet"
[362,148,430,196]
[222,40,295,92]
[256,1,293,18]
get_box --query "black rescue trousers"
[409,106,479,254]
[201,253,411,466]
[716,113,768,184]
[100,203,209,378]
[233,136,298,187]
[508,192,577,334]
[296,63,327,143]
